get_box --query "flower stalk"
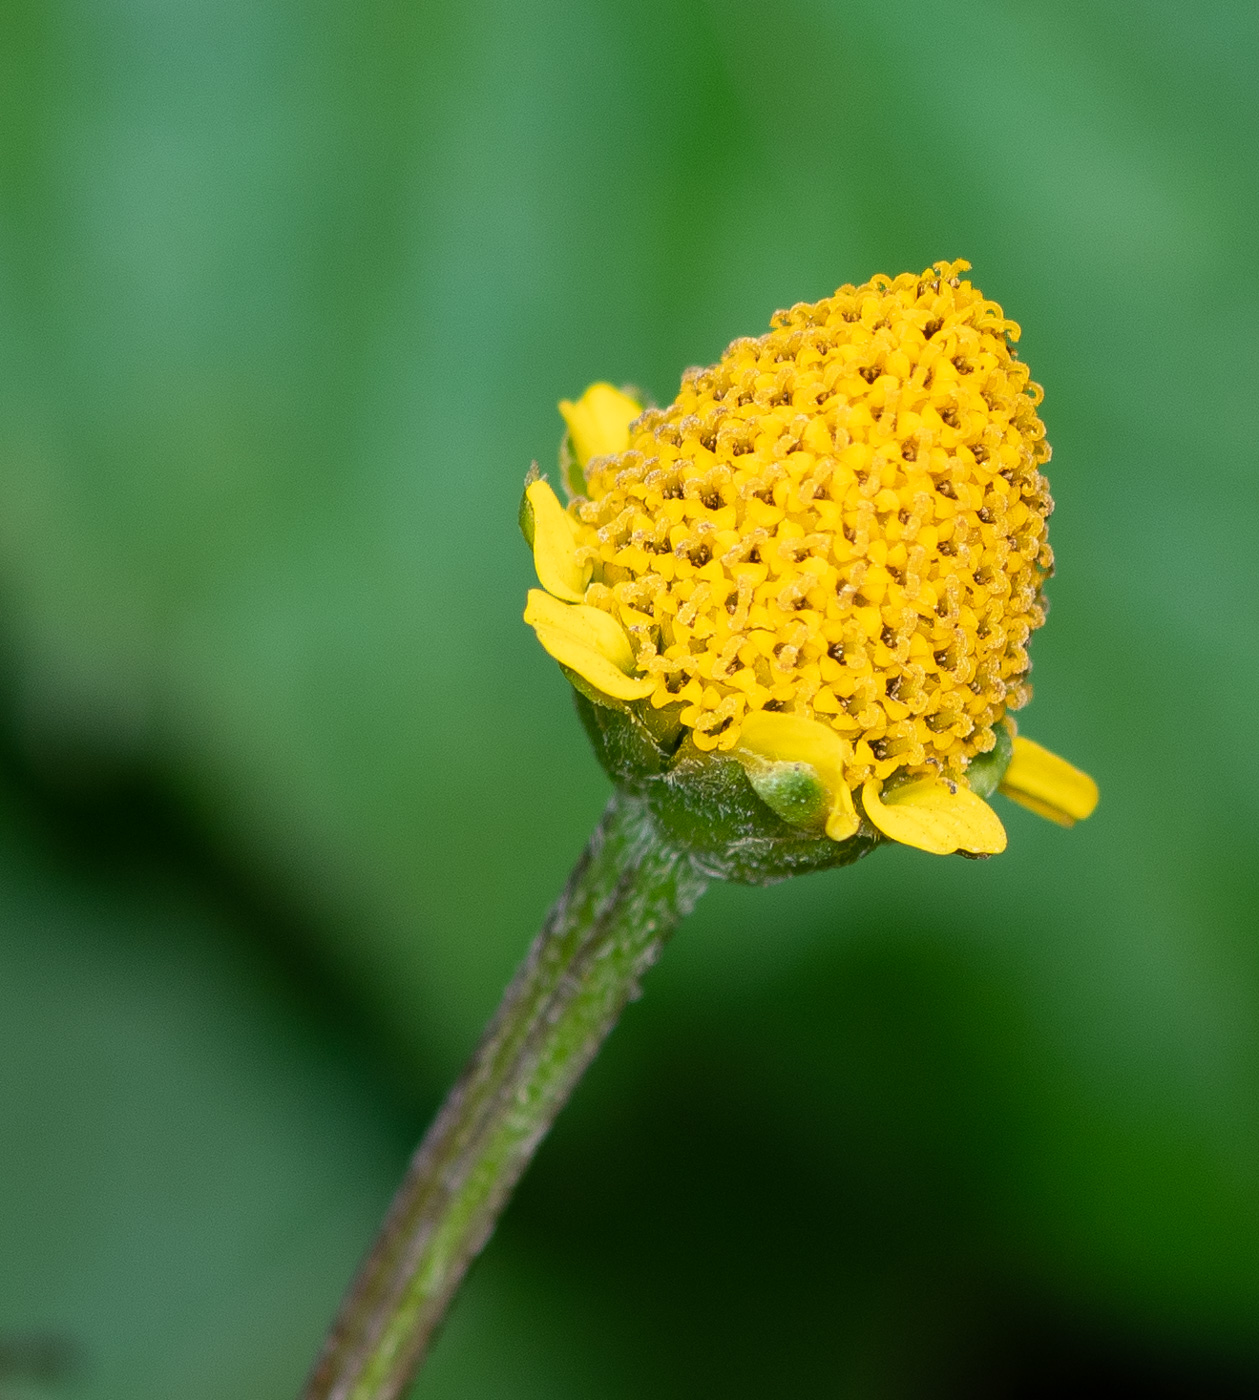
[300,789,707,1400]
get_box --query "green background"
[0,0,1255,1395]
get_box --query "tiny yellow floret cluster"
[525,262,1098,856]
[576,261,1051,787]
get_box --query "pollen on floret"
[564,260,1054,791]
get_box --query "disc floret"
[576,259,1050,793]
[524,262,1096,861]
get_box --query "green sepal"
[573,693,880,885]
[650,739,879,885]
[518,463,541,547]
[636,699,685,753]
[964,721,1014,798]
[739,756,829,831]
[559,433,585,500]
[574,689,674,778]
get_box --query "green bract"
[572,690,882,884]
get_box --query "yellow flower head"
[524,262,1096,862]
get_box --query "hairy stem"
[300,789,707,1400]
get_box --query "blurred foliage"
[0,0,1256,1395]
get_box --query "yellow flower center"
[569,260,1053,788]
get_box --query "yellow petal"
[735,710,859,842]
[862,776,1007,855]
[524,590,654,701]
[999,736,1098,827]
[532,628,655,701]
[558,383,642,467]
[524,589,636,673]
[526,478,588,602]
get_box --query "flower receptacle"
[573,691,880,884]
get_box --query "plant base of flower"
[574,691,881,884]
